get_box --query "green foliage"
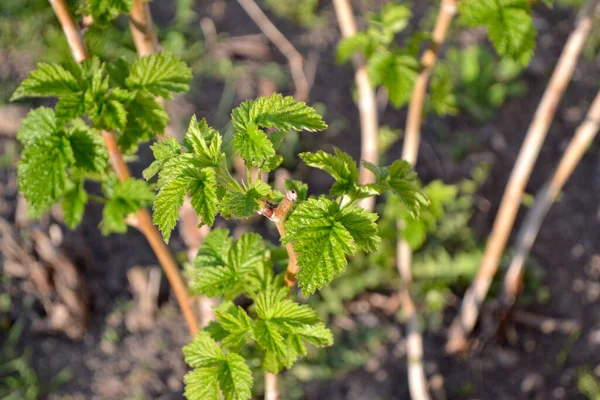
[13,52,192,234]
[83,0,134,26]
[146,95,427,399]
[336,3,419,108]
[577,369,600,400]
[437,46,526,120]
[459,0,536,65]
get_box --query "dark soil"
[1,1,599,399]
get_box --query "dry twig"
[48,0,199,336]
[501,90,600,312]
[446,0,600,354]
[129,0,160,57]
[333,0,379,211]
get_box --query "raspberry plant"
[144,94,428,399]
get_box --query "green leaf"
[194,228,232,268]
[100,178,154,235]
[66,124,107,173]
[387,160,429,218]
[183,331,226,368]
[86,0,134,25]
[62,178,87,228]
[368,50,419,108]
[299,148,358,196]
[11,63,80,101]
[232,122,275,167]
[143,138,181,180]
[215,305,254,350]
[336,206,380,253]
[55,93,85,125]
[17,107,57,147]
[460,0,536,65]
[231,94,327,166]
[183,116,223,167]
[336,33,370,63]
[192,231,267,297]
[188,168,218,227]
[183,332,253,400]
[126,52,192,98]
[254,320,286,358]
[294,323,334,347]
[283,197,356,295]
[255,289,321,330]
[152,165,217,242]
[184,368,221,400]
[18,134,73,218]
[222,181,272,219]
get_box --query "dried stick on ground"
[395,2,457,399]
[501,89,600,312]
[236,0,310,102]
[48,0,199,336]
[333,0,378,211]
[446,0,600,354]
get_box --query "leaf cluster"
[336,3,420,108]
[459,0,536,66]
[12,52,191,232]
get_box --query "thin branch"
[257,190,298,400]
[333,0,378,212]
[395,2,457,399]
[49,0,88,62]
[48,0,199,336]
[236,0,310,102]
[446,0,600,354]
[500,89,600,313]
[264,372,280,400]
[129,0,160,57]
[403,0,457,166]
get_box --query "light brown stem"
[102,132,199,336]
[446,0,600,354]
[48,0,199,336]
[236,0,309,102]
[333,0,378,211]
[395,3,457,399]
[49,0,88,63]
[501,89,600,310]
[129,0,159,57]
[264,372,280,400]
[403,0,457,166]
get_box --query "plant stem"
[396,2,457,399]
[48,0,199,336]
[236,0,309,102]
[264,371,280,400]
[332,0,378,212]
[129,0,159,57]
[500,88,600,313]
[403,0,457,166]
[48,0,88,63]
[446,0,600,354]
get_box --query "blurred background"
[1,0,599,398]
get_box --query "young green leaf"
[215,305,254,350]
[11,63,80,101]
[183,332,253,400]
[86,0,134,25]
[299,148,358,197]
[221,181,272,219]
[100,178,154,235]
[66,123,108,173]
[460,0,536,65]
[126,52,192,98]
[62,179,88,229]
[367,50,419,108]
[231,94,327,167]
[283,196,380,295]
[191,231,267,297]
